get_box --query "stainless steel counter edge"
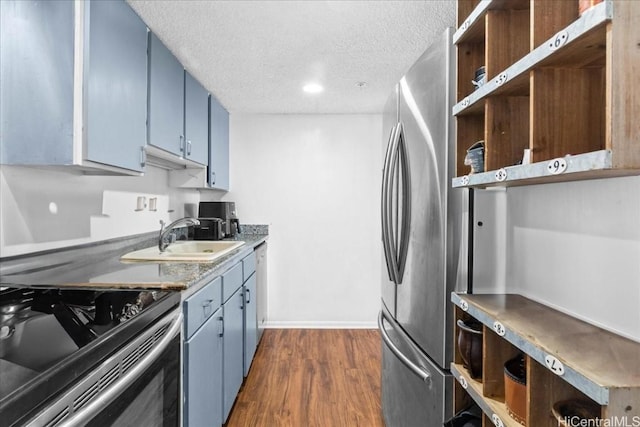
[0,232,268,293]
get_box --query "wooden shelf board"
[451,293,640,405]
[454,0,530,45]
[453,2,611,116]
[451,363,521,427]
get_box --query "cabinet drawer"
[242,252,256,282]
[184,277,221,339]
[222,263,243,303]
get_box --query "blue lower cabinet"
[184,307,223,427]
[223,287,244,422]
[184,256,261,425]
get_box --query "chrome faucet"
[158,217,200,252]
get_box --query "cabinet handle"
[202,299,214,316]
[140,146,146,168]
[245,289,251,304]
[240,292,244,309]
[187,140,192,156]
[179,135,185,152]
[218,316,224,337]
[211,171,216,185]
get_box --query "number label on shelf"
[545,355,565,376]
[459,376,468,389]
[461,175,470,186]
[495,72,508,86]
[492,414,505,427]
[460,299,469,312]
[547,158,568,175]
[461,96,471,108]
[493,321,506,336]
[549,29,569,51]
[495,168,508,182]
[460,18,471,32]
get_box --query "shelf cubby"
[452,0,640,188]
[451,293,640,425]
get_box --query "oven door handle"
[58,311,183,427]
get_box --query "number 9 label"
[547,158,568,175]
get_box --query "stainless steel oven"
[0,288,182,427]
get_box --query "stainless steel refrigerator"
[378,28,467,426]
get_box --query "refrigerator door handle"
[396,124,411,281]
[378,309,431,382]
[382,124,400,284]
[381,124,396,283]
[386,122,403,283]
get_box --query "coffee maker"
[195,202,241,240]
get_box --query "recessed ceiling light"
[303,83,324,94]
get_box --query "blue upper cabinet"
[86,0,147,172]
[209,96,230,190]
[147,32,185,157]
[0,0,75,165]
[184,71,209,166]
[148,34,209,167]
[0,0,146,174]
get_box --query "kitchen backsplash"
[238,224,269,235]
[0,165,214,257]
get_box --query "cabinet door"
[86,0,147,172]
[184,72,209,165]
[222,288,244,422]
[148,32,184,156]
[243,273,258,377]
[0,0,74,165]
[209,96,230,190]
[185,307,223,427]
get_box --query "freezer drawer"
[379,309,453,427]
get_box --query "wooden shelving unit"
[451,293,640,426]
[453,0,640,188]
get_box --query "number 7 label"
[545,354,565,376]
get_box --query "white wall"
[0,165,205,257]
[487,176,640,342]
[218,114,382,328]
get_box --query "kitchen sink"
[120,240,245,262]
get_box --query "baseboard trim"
[264,320,377,329]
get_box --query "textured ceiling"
[127,1,455,114]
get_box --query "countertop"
[0,231,268,292]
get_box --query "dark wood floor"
[226,329,385,427]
